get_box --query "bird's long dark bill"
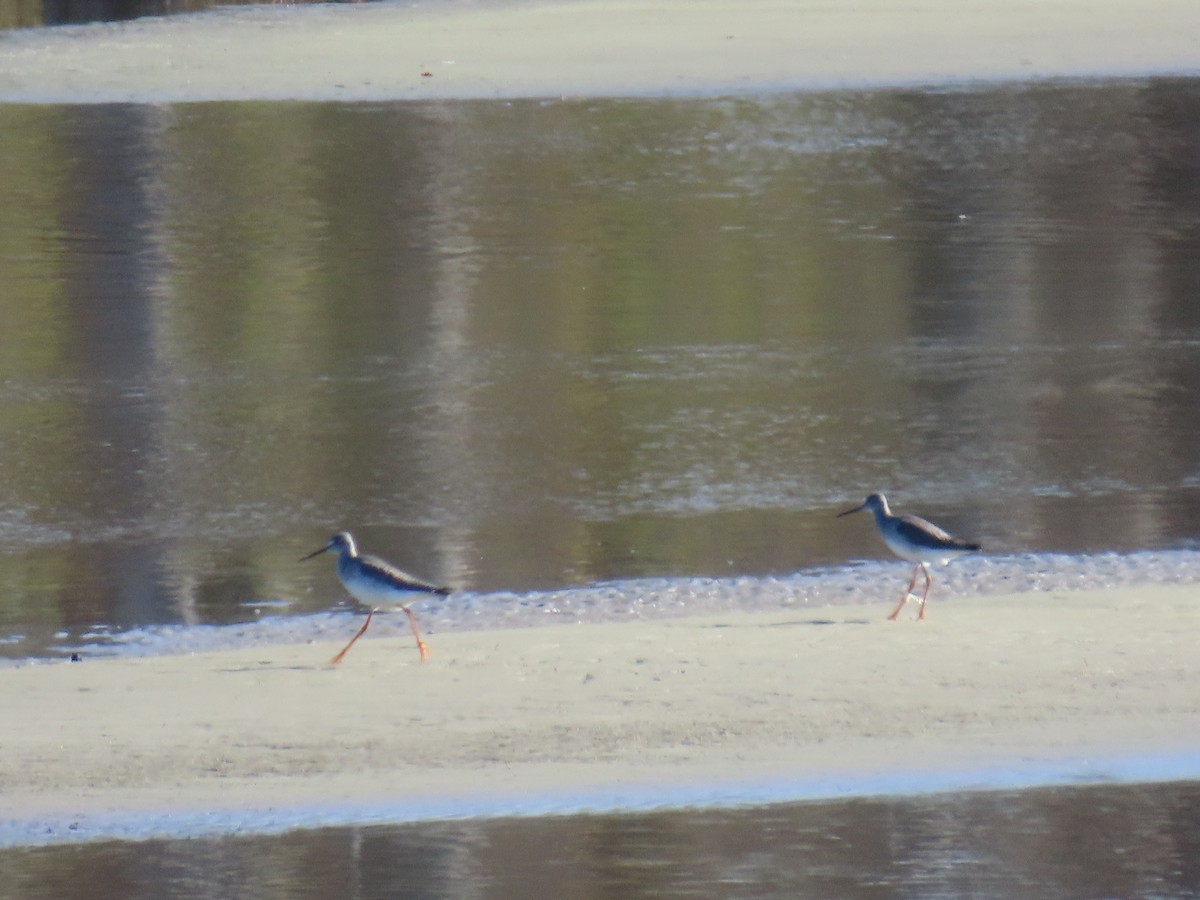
[299,546,328,562]
[837,504,865,518]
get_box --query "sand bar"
[0,0,1199,104]
[2,584,1198,844]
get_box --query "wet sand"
[2,585,1198,843]
[0,0,1198,103]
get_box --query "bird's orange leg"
[887,565,922,620]
[916,564,933,621]
[329,608,378,665]
[403,606,430,662]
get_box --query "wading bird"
[301,531,450,664]
[837,493,980,620]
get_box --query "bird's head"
[837,493,889,518]
[300,531,357,562]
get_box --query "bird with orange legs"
[838,493,981,620]
[301,531,450,664]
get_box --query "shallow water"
[1,77,1199,891]
[1,81,1200,658]
[5,779,1200,897]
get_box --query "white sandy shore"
[0,0,1199,104]
[2,584,1198,844]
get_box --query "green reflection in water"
[0,83,1198,653]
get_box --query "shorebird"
[301,531,450,664]
[837,493,981,621]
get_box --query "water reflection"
[0,82,1199,656]
[4,780,1199,897]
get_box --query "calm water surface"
[4,780,1200,898]
[2,80,1199,659]
[2,78,1200,892]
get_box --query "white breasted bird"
[301,531,450,664]
[838,493,981,620]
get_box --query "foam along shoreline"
[2,584,1198,845]
[42,548,1200,662]
[1,0,1200,104]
